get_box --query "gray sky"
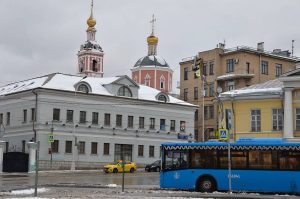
[0,0,300,91]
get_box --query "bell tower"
[77,0,104,77]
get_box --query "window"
[5,142,9,153]
[144,75,151,86]
[170,120,175,131]
[23,109,27,123]
[261,61,268,75]
[251,109,261,132]
[194,87,198,100]
[209,84,214,97]
[202,63,207,76]
[78,84,89,93]
[65,141,72,153]
[275,64,282,77]
[53,108,60,121]
[138,145,144,157]
[103,143,110,155]
[204,105,214,120]
[225,109,232,130]
[150,118,155,129]
[226,81,235,91]
[79,111,86,124]
[272,109,283,131]
[22,140,26,153]
[92,112,98,125]
[92,60,97,72]
[128,116,134,128]
[66,110,73,123]
[195,110,198,121]
[31,108,35,121]
[209,62,214,75]
[104,113,111,126]
[296,109,300,131]
[114,144,133,162]
[116,114,122,127]
[6,112,10,126]
[184,67,188,80]
[51,140,59,153]
[204,84,208,97]
[158,94,167,102]
[91,142,97,155]
[183,88,188,101]
[139,117,145,129]
[0,113,3,125]
[226,59,235,73]
[117,86,132,97]
[246,62,250,74]
[78,141,85,154]
[180,121,186,132]
[149,146,155,157]
[160,76,165,89]
[160,119,166,131]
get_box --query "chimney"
[257,42,264,51]
[219,43,225,50]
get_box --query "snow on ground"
[10,188,48,195]
[106,184,118,188]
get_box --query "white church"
[0,2,196,171]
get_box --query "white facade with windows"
[0,73,196,169]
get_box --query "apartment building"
[180,42,299,141]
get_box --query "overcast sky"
[0,0,300,91]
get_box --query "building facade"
[0,74,195,169]
[180,43,299,141]
[219,67,300,140]
[131,15,173,93]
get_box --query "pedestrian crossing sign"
[48,133,54,143]
[218,129,228,141]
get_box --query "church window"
[92,60,98,72]
[77,84,89,93]
[80,60,84,72]
[144,74,151,86]
[160,76,165,89]
[117,86,132,97]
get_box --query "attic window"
[77,84,89,93]
[157,93,169,103]
[117,86,132,97]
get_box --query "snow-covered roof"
[219,79,283,98]
[216,73,254,81]
[0,73,194,107]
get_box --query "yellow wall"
[222,98,283,139]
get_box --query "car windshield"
[153,160,161,165]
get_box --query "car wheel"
[155,167,160,172]
[197,177,216,193]
[130,168,134,173]
[113,168,118,173]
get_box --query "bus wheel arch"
[196,175,217,193]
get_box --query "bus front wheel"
[197,177,216,193]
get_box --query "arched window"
[92,60,97,72]
[160,76,165,89]
[117,86,132,97]
[77,84,89,93]
[144,74,151,86]
[158,95,167,102]
[80,60,84,72]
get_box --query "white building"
[0,73,196,170]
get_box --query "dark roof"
[133,55,169,68]
[80,40,103,52]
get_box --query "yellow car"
[103,161,137,173]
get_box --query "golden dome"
[147,35,158,45]
[87,16,96,28]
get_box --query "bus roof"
[162,138,300,151]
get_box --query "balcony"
[216,69,254,81]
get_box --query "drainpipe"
[32,89,39,197]
[230,95,236,141]
[258,54,261,83]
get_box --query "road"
[0,170,160,191]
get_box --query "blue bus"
[160,138,300,194]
